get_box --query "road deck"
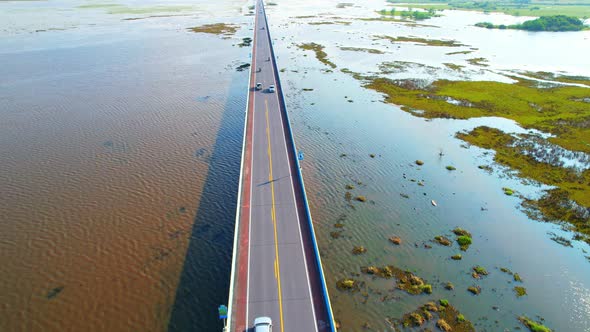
[230,1,332,331]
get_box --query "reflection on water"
[0,1,250,330]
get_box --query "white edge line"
[226,1,256,330]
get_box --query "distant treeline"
[476,15,587,31]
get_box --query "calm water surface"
[1,0,250,330]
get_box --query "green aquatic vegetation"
[416,160,424,165]
[435,235,452,246]
[446,165,457,170]
[339,46,385,54]
[443,63,464,71]
[520,71,590,87]
[445,282,454,290]
[378,8,439,20]
[514,286,527,297]
[297,43,337,69]
[309,21,351,25]
[457,127,590,241]
[345,184,355,190]
[503,187,514,196]
[518,316,552,332]
[473,266,488,275]
[189,23,240,36]
[401,301,475,331]
[476,15,588,32]
[361,265,432,295]
[467,57,489,66]
[451,254,462,260]
[446,50,474,55]
[467,286,481,295]
[375,35,466,47]
[514,273,523,282]
[457,235,472,250]
[452,228,471,237]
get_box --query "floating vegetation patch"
[446,50,474,55]
[375,35,466,47]
[336,2,354,8]
[339,46,384,54]
[355,195,367,202]
[189,23,239,36]
[396,301,475,331]
[514,286,527,297]
[361,265,432,295]
[467,285,481,295]
[443,62,464,71]
[80,4,196,15]
[309,21,351,25]
[548,232,573,247]
[238,37,252,47]
[336,278,359,290]
[377,8,440,20]
[467,57,489,67]
[457,235,472,251]
[518,316,552,332]
[434,235,452,246]
[235,63,250,72]
[446,165,457,171]
[297,43,337,68]
[352,245,367,254]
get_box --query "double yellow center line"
[265,99,285,332]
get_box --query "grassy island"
[476,15,588,31]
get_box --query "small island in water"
[476,15,588,31]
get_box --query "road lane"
[243,0,320,331]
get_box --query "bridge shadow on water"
[168,72,247,331]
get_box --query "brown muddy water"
[0,0,250,330]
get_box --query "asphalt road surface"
[243,1,324,331]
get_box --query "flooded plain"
[2,0,590,331]
[266,0,590,330]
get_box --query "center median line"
[265,99,285,332]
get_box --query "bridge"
[225,0,336,331]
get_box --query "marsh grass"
[297,43,337,68]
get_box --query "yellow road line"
[265,99,284,332]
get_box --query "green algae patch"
[361,265,432,295]
[451,254,462,260]
[467,285,481,295]
[189,23,239,36]
[297,43,337,69]
[309,20,351,25]
[503,187,515,196]
[457,235,472,251]
[473,266,489,276]
[340,46,384,54]
[453,228,471,237]
[446,50,474,55]
[514,286,527,297]
[376,35,466,47]
[518,316,552,332]
[355,195,367,202]
[398,301,475,331]
[446,165,457,171]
